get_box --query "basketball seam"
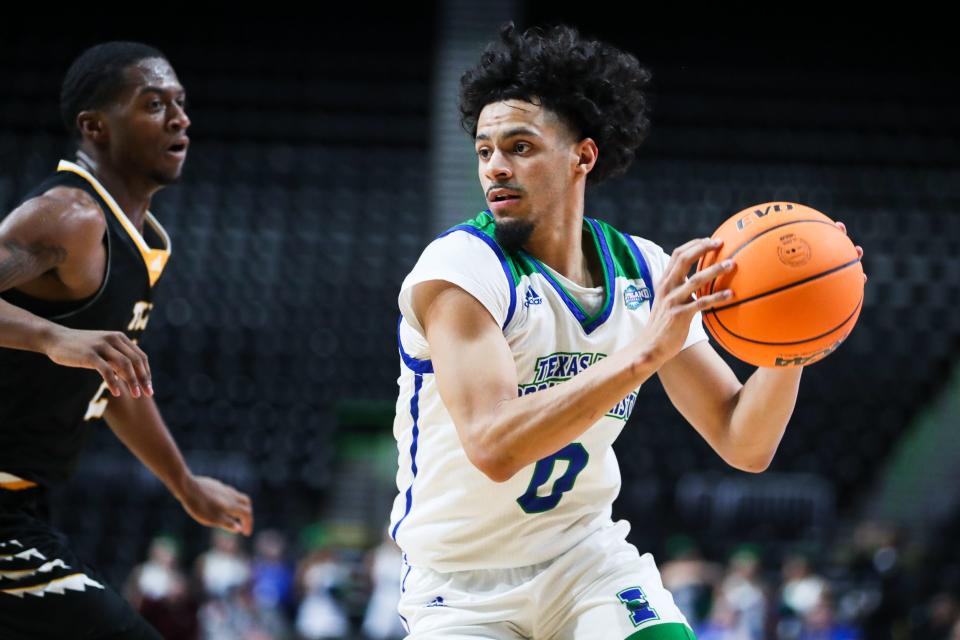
[707,219,844,297]
[706,294,863,346]
[704,312,738,355]
[708,258,861,313]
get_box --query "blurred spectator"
[708,546,769,640]
[913,592,960,640]
[251,529,296,618]
[848,521,911,638]
[295,547,350,639]
[195,530,251,600]
[199,580,291,640]
[126,536,199,640]
[781,554,828,618]
[126,536,183,607]
[699,602,753,640]
[660,535,723,627]
[796,593,859,640]
[361,533,406,640]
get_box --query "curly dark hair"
[60,41,167,139]
[459,23,652,184]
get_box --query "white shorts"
[398,520,695,640]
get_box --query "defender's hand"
[642,238,735,367]
[43,326,152,397]
[178,475,253,536]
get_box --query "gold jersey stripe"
[0,572,104,597]
[0,559,69,581]
[0,472,37,491]
[56,160,171,287]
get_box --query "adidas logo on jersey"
[524,288,543,308]
[425,596,446,608]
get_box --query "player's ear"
[574,138,598,177]
[76,111,108,145]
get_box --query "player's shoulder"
[5,185,105,242]
[41,186,104,231]
[589,217,660,249]
[400,211,515,333]
[419,211,506,263]
[625,234,667,259]
[434,210,499,245]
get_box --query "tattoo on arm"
[0,239,67,292]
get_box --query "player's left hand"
[836,221,867,283]
[178,475,253,536]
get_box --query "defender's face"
[104,58,190,185]
[475,99,581,231]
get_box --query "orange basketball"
[695,202,864,368]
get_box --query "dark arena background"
[1,7,958,640]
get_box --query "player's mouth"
[165,138,190,159]
[487,187,522,211]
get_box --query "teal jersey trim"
[590,218,651,282]
[445,212,656,331]
[624,622,697,640]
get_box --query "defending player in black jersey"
[0,42,252,639]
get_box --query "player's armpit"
[0,238,65,291]
[413,280,520,481]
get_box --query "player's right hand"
[642,237,735,366]
[177,475,254,537]
[43,326,152,398]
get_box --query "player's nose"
[169,103,190,132]
[484,148,512,181]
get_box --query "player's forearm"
[0,233,70,353]
[103,394,193,499]
[723,366,803,472]
[0,298,62,354]
[478,342,661,480]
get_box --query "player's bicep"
[0,204,65,291]
[414,280,518,446]
[657,341,742,455]
[0,190,99,292]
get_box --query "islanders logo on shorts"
[617,587,660,627]
[624,284,652,310]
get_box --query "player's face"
[475,99,582,239]
[104,58,190,186]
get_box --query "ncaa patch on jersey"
[624,285,651,310]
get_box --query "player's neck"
[76,150,157,232]
[525,209,601,289]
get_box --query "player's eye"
[477,147,491,160]
[514,142,530,153]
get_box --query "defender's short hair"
[60,41,167,138]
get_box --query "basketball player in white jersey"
[390,24,861,640]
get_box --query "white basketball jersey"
[389,212,707,572]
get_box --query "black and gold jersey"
[0,160,171,488]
